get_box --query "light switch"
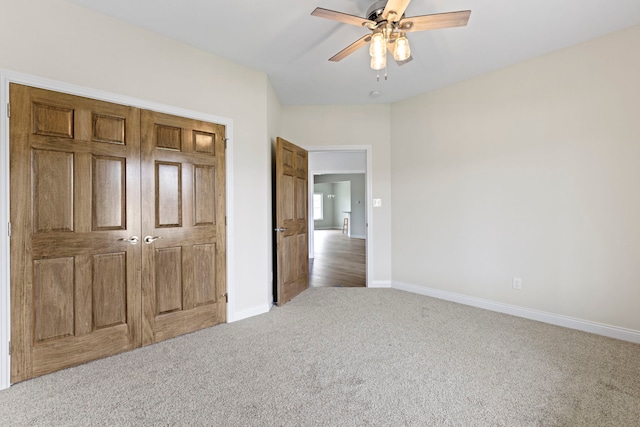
[373,199,382,208]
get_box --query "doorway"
[305,148,371,288]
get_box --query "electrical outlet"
[373,199,382,207]
[513,277,522,290]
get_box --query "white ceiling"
[67,0,640,105]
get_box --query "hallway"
[309,230,366,287]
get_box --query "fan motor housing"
[366,0,404,22]
[366,1,387,21]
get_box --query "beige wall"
[390,25,640,331]
[0,0,273,316]
[281,105,393,285]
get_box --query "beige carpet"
[1,288,639,426]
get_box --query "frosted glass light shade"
[369,32,386,57]
[370,52,386,70]
[393,34,411,61]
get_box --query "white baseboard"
[350,234,366,239]
[392,281,640,344]
[229,303,271,323]
[369,280,392,288]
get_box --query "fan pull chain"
[375,68,389,82]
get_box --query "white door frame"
[0,69,235,390]
[305,145,372,288]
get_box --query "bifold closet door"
[10,85,227,383]
[140,110,227,345]
[10,84,142,382]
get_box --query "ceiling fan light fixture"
[393,33,411,62]
[370,52,386,70]
[369,31,386,57]
[311,1,472,77]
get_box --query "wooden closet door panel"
[9,84,142,382]
[140,110,226,346]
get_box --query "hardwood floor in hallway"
[309,230,366,287]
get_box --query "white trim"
[393,281,640,344]
[350,234,366,240]
[370,280,392,288]
[0,73,11,391]
[311,169,366,175]
[0,68,236,389]
[231,303,272,322]
[305,145,373,288]
[308,175,314,259]
[224,122,235,325]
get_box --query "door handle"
[144,235,163,244]
[274,228,287,232]
[118,236,140,245]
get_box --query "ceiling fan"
[311,0,471,73]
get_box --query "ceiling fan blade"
[311,7,376,28]
[398,10,471,32]
[382,0,412,22]
[329,34,372,62]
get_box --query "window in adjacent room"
[313,193,323,220]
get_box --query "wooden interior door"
[10,84,142,382]
[275,137,309,305]
[140,110,226,345]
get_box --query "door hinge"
[6,103,9,118]
[225,216,227,226]
[7,222,10,237]
[8,341,10,356]
[224,138,229,149]
[222,293,228,303]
